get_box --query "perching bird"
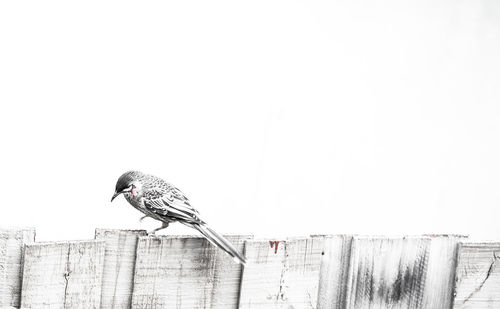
[111,170,246,265]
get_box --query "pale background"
[1,0,499,241]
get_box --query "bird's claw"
[139,215,147,223]
[148,222,169,235]
[148,229,161,235]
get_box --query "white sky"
[0,0,499,241]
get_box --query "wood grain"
[21,240,105,309]
[132,234,251,309]
[0,228,35,307]
[421,235,467,309]
[95,229,147,309]
[314,235,353,309]
[238,237,324,309]
[453,242,500,309]
[345,236,430,309]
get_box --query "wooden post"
[452,242,500,308]
[95,229,147,309]
[0,228,35,308]
[21,240,105,309]
[421,235,467,308]
[238,237,324,309]
[345,236,430,309]
[314,235,353,309]
[132,234,251,309]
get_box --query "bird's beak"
[111,191,120,202]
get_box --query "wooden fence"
[0,228,499,309]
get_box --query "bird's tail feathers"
[190,222,247,265]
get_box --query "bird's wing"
[143,186,202,224]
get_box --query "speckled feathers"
[112,170,246,264]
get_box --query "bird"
[111,170,246,265]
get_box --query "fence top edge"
[0,226,36,233]
[350,234,467,240]
[422,234,469,238]
[352,235,433,240]
[25,239,106,247]
[311,234,356,238]
[245,236,321,242]
[458,241,500,248]
[95,228,148,233]
[138,234,254,240]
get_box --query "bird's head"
[111,171,143,202]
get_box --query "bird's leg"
[149,222,169,235]
[139,215,148,222]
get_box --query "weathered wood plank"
[452,242,500,309]
[132,234,251,309]
[95,229,147,309]
[345,236,430,309]
[0,228,35,307]
[421,234,467,309]
[314,235,353,309]
[238,237,324,309]
[21,240,105,309]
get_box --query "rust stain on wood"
[345,237,430,309]
[269,241,280,254]
[240,238,324,308]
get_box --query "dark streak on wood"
[346,237,429,309]
[62,245,71,309]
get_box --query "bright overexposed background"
[0,0,499,241]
